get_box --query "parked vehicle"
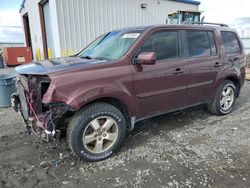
[12,24,246,161]
[167,10,203,24]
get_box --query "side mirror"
[137,52,156,65]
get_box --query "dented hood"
[15,57,109,75]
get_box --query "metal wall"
[20,0,45,60]
[56,0,198,56]
[20,0,61,60]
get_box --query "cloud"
[233,17,250,27]
[232,17,250,37]
[199,0,250,24]
[199,0,250,37]
[0,10,23,43]
[0,26,23,43]
[0,10,21,26]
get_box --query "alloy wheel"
[220,86,234,111]
[82,116,118,154]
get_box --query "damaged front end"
[12,74,75,141]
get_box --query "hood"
[15,57,109,75]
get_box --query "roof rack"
[182,21,229,27]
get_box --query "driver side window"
[137,31,179,61]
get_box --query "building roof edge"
[171,0,201,6]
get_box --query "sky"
[0,0,23,43]
[0,0,250,43]
[199,0,250,37]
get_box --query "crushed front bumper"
[12,74,76,141]
[11,92,71,142]
[11,92,52,141]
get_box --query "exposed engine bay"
[12,74,75,141]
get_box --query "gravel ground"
[0,80,250,188]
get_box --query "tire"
[207,80,236,115]
[67,102,126,161]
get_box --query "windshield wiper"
[80,55,92,59]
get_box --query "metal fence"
[242,38,250,55]
[247,53,250,68]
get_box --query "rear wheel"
[67,102,126,161]
[207,80,236,115]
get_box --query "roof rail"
[182,21,229,27]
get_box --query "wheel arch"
[225,76,240,97]
[78,96,133,130]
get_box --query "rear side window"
[186,31,216,57]
[138,31,179,61]
[221,31,241,54]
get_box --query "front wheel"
[67,103,126,161]
[207,80,236,115]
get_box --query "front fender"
[72,87,135,115]
[43,83,135,116]
[42,60,135,116]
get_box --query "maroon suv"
[12,24,246,161]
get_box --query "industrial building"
[19,0,200,60]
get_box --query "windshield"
[77,30,142,60]
[183,13,201,23]
[169,13,182,24]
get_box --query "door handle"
[233,57,239,62]
[173,68,185,74]
[213,62,222,67]
[229,57,239,65]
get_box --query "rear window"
[221,31,241,54]
[186,31,216,57]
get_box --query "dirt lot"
[0,81,250,188]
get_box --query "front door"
[131,30,188,119]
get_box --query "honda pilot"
[12,24,246,161]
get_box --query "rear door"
[131,29,188,119]
[220,31,245,77]
[184,29,221,104]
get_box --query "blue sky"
[0,0,21,10]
